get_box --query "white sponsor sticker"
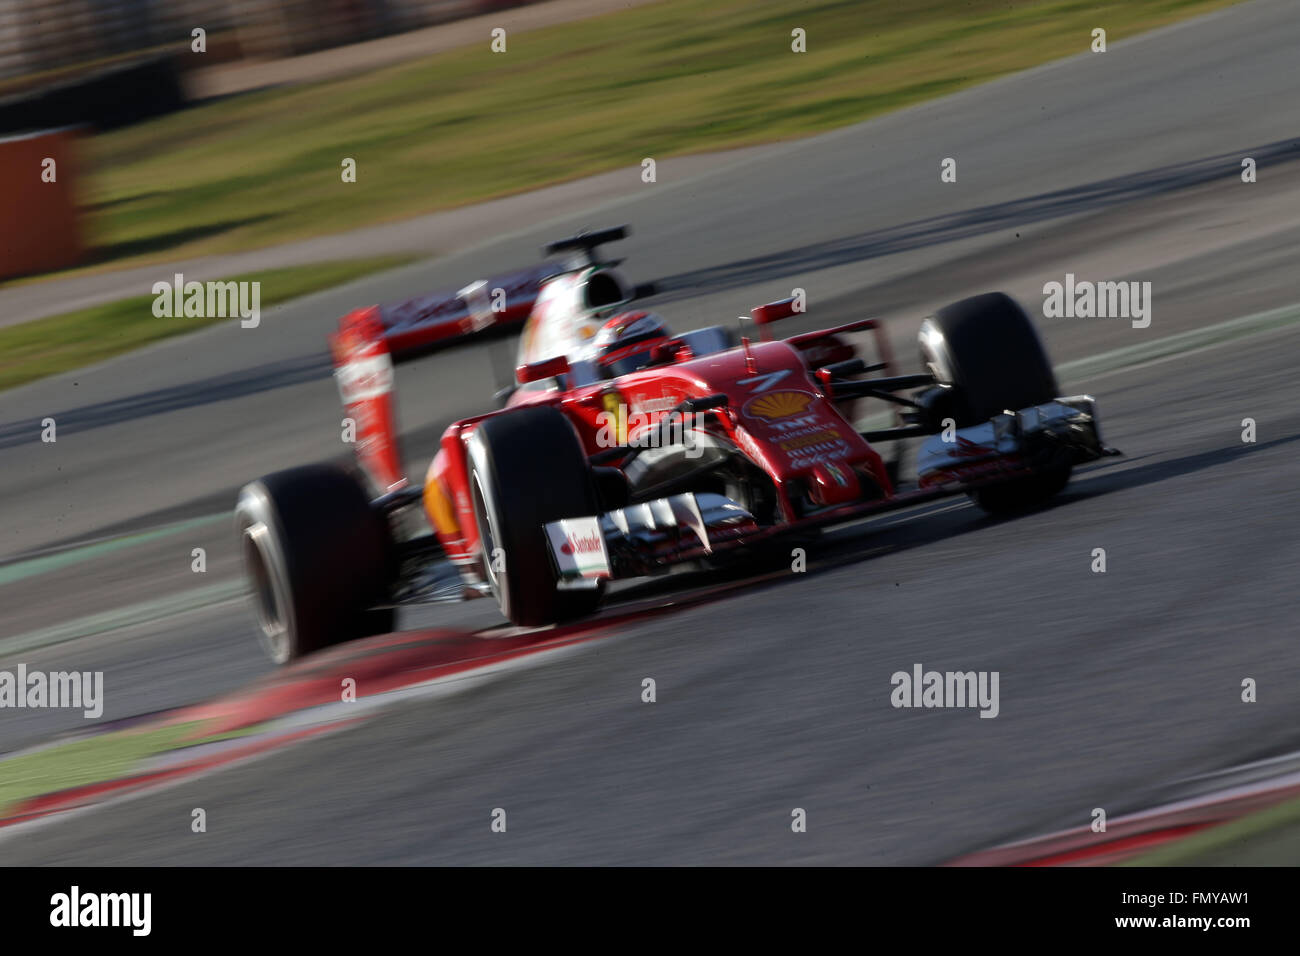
[335,352,394,405]
[545,517,611,579]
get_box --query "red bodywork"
[421,314,900,569]
[331,297,1044,581]
[329,307,405,493]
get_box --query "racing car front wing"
[544,395,1118,582]
[914,395,1118,489]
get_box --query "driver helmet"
[589,312,674,377]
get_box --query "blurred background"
[5,0,1300,867]
[0,1,535,142]
[0,1,529,91]
[0,0,538,291]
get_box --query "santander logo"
[561,531,603,555]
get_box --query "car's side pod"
[329,306,407,495]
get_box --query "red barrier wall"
[0,128,83,279]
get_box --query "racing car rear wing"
[330,306,406,495]
[378,261,560,357]
[544,224,629,270]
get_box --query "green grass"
[0,719,275,817]
[0,720,271,818]
[1123,796,1300,866]
[75,0,1239,270]
[0,255,412,391]
[0,725,191,816]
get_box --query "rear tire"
[235,464,395,664]
[468,406,604,626]
[919,292,1070,514]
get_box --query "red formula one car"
[235,227,1117,664]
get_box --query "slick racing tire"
[919,292,1070,514]
[467,405,604,627]
[235,464,396,665]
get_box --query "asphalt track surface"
[2,0,1299,863]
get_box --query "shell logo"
[745,390,814,422]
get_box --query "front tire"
[919,292,1070,514]
[235,464,395,664]
[467,405,603,626]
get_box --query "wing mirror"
[751,297,799,326]
[650,340,689,364]
[515,355,570,385]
